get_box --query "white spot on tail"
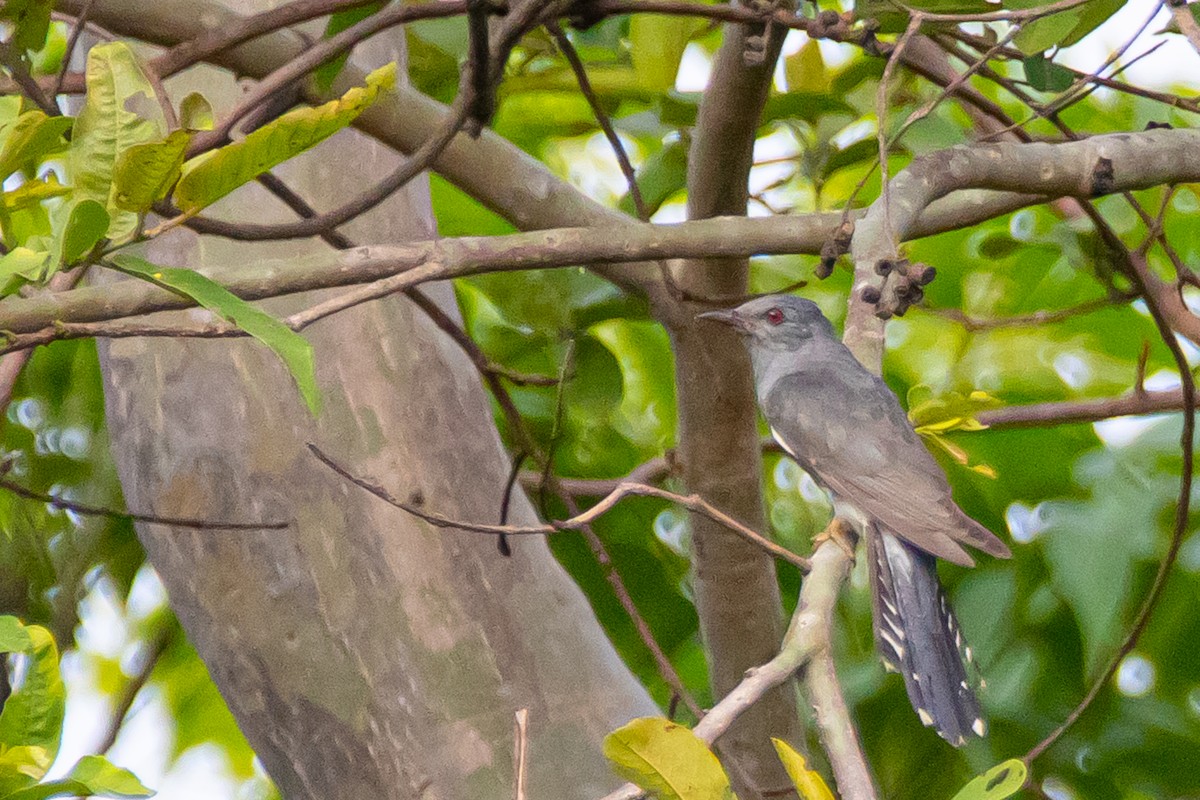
[965,646,974,662]
[917,708,934,726]
[973,718,987,737]
[879,627,905,660]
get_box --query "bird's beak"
[697,309,749,332]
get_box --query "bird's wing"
[764,367,1010,565]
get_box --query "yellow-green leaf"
[67,42,167,242]
[173,63,396,214]
[0,0,53,53]
[771,739,834,800]
[602,717,731,800]
[108,255,322,415]
[113,130,191,212]
[313,3,386,92]
[0,247,53,296]
[0,623,65,769]
[0,111,71,180]
[178,93,214,132]
[0,745,52,796]
[785,39,828,94]
[630,18,693,91]
[950,759,1027,800]
[1,175,71,212]
[1,755,154,800]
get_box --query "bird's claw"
[813,517,856,561]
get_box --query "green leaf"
[0,746,51,796]
[60,200,110,265]
[1,175,71,212]
[67,41,167,242]
[602,718,730,800]
[771,739,834,800]
[173,63,395,214]
[0,618,31,653]
[108,255,321,415]
[630,18,693,91]
[617,137,687,218]
[0,247,53,296]
[0,624,65,768]
[1059,0,1124,47]
[112,130,191,212]
[949,759,1027,800]
[1014,9,1081,55]
[785,39,828,94]
[178,93,213,131]
[0,0,53,53]
[313,3,386,92]
[0,112,72,181]
[1,756,153,800]
[1022,55,1074,92]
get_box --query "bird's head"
[698,294,835,351]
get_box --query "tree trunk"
[96,22,654,800]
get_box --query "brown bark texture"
[95,18,654,800]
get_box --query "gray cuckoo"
[700,294,1011,745]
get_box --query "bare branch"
[94,623,174,754]
[1168,0,1200,59]
[0,475,288,530]
[0,193,1053,342]
[54,0,97,96]
[308,443,811,573]
[600,534,856,800]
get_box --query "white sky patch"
[1005,501,1048,544]
[1041,776,1077,800]
[1052,352,1091,390]
[832,118,875,151]
[1143,368,1181,392]
[676,43,712,92]
[653,508,688,555]
[773,457,801,491]
[1057,3,1192,93]
[1178,534,1200,573]
[1093,415,1162,447]
[1116,653,1156,697]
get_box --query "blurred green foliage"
[2,2,1199,800]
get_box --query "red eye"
[766,308,784,325]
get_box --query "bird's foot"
[813,517,856,561]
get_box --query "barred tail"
[868,525,986,746]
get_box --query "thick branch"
[666,19,802,798]
[0,198,1044,342]
[844,127,1200,367]
[978,387,1192,428]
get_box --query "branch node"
[1091,156,1116,197]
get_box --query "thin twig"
[94,623,174,754]
[1023,253,1195,765]
[922,293,1136,331]
[547,22,647,220]
[53,0,97,97]
[497,451,526,556]
[0,475,288,530]
[513,708,530,800]
[599,533,856,800]
[308,443,812,572]
[0,40,58,116]
[1169,0,1200,58]
[561,492,706,720]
